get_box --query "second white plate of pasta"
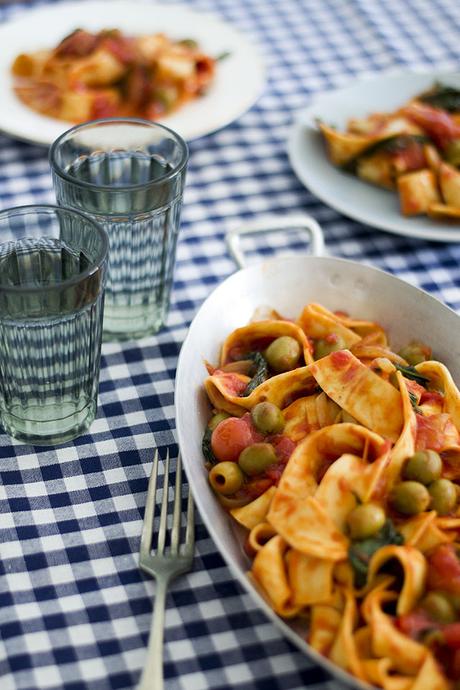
[0,0,265,145]
[288,70,460,242]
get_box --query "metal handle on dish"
[225,214,325,269]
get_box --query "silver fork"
[138,449,195,690]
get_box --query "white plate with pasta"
[0,0,265,145]
[288,70,460,243]
[175,215,460,690]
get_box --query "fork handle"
[138,577,169,690]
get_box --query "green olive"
[208,411,231,431]
[422,628,447,648]
[265,336,301,373]
[153,86,178,111]
[209,462,244,495]
[442,591,460,612]
[389,481,431,515]
[420,591,457,624]
[346,503,386,540]
[216,493,251,509]
[428,478,458,515]
[251,402,285,434]
[445,139,460,167]
[238,443,277,476]
[402,450,443,485]
[313,335,346,360]
[178,38,199,50]
[398,341,431,366]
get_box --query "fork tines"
[140,449,194,565]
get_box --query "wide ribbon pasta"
[220,320,313,367]
[202,302,460,689]
[12,29,216,122]
[310,350,404,440]
[204,365,316,416]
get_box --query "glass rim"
[0,204,109,295]
[49,117,189,193]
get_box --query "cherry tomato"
[55,29,98,58]
[392,139,426,172]
[404,103,460,149]
[443,623,460,649]
[415,413,458,452]
[211,413,262,463]
[216,372,249,396]
[91,94,119,119]
[420,390,444,406]
[102,36,137,64]
[244,477,274,499]
[452,649,460,680]
[265,463,285,485]
[270,435,296,463]
[395,610,434,639]
[427,544,460,595]
[211,417,253,462]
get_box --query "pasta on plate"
[202,303,460,689]
[11,28,215,122]
[318,82,460,223]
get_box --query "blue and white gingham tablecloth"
[1,0,460,688]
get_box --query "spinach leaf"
[409,391,421,411]
[343,134,430,173]
[394,362,430,386]
[408,391,418,406]
[419,83,460,112]
[348,519,404,588]
[243,351,268,396]
[202,426,216,464]
[216,51,232,62]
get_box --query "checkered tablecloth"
[1,0,460,688]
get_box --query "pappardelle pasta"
[318,82,460,222]
[202,303,460,689]
[11,28,216,122]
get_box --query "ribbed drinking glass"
[0,205,108,445]
[50,118,189,340]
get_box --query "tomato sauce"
[420,389,444,406]
[329,350,351,369]
[427,544,460,594]
[415,413,458,451]
[227,337,273,363]
[213,370,249,396]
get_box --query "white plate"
[288,70,460,242]
[0,0,265,145]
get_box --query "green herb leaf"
[419,83,460,112]
[243,351,268,396]
[343,135,430,173]
[409,391,421,410]
[202,426,216,464]
[348,519,404,588]
[178,38,199,50]
[216,51,231,62]
[394,363,430,386]
[315,117,336,130]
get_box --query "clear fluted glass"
[50,118,189,340]
[0,205,108,445]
